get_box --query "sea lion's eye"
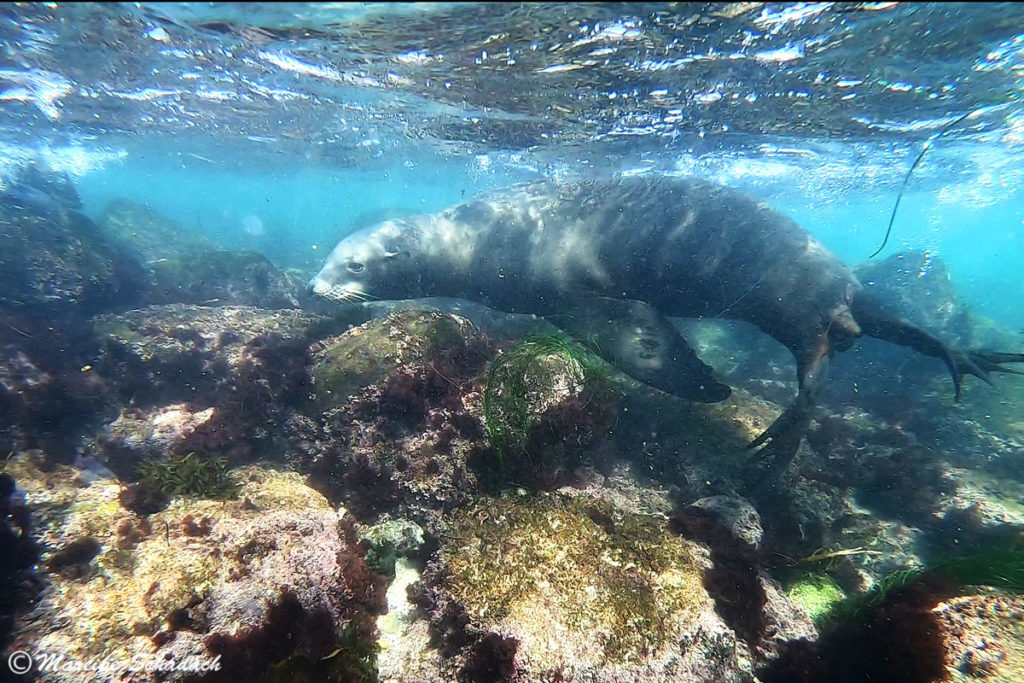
[383,243,402,258]
[347,261,365,274]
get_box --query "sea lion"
[310,176,1024,487]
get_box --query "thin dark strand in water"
[869,110,975,259]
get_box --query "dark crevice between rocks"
[757,574,954,683]
[1,473,40,655]
[671,503,768,650]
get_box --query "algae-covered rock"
[853,250,972,344]
[147,249,303,309]
[8,455,386,683]
[360,517,425,577]
[302,310,496,515]
[92,305,339,473]
[938,592,1024,683]
[96,199,214,263]
[97,200,303,309]
[0,471,38,651]
[92,304,326,417]
[0,309,118,459]
[412,492,748,682]
[0,202,144,312]
[785,574,846,625]
[310,309,480,407]
[302,311,624,516]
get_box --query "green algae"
[482,334,608,466]
[786,574,846,625]
[137,451,238,499]
[361,518,424,578]
[262,622,379,683]
[439,494,705,665]
[821,541,1024,630]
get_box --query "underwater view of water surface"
[2,3,1024,682]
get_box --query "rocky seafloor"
[1,180,1023,683]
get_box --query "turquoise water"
[75,152,532,271]
[75,153,1024,330]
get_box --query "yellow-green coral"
[439,494,706,668]
[786,574,846,624]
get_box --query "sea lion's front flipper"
[546,297,731,403]
[852,292,1024,399]
[745,332,833,493]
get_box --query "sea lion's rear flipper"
[546,297,731,403]
[852,292,1024,400]
[745,333,833,494]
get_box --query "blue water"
[71,150,1024,330]
[75,149,536,271]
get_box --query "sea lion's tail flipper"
[946,350,1024,399]
[546,297,731,403]
[852,292,1024,400]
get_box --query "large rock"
[97,201,303,309]
[0,201,144,313]
[853,250,972,344]
[6,455,386,683]
[408,492,812,682]
[92,305,340,475]
[0,311,117,459]
[298,310,624,517]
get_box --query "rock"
[301,310,496,516]
[0,311,117,459]
[0,195,145,313]
[403,491,811,683]
[938,593,1023,682]
[300,310,623,517]
[96,199,214,264]
[853,250,972,344]
[360,517,425,577]
[672,495,817,666]
[146,249,304,309]
[687,496,764,549]
[92,305,339,474]
[410,492,762,682]
[97,201,304,309]
[7,457,387,683]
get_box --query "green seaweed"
[136,452,239,500]
[482,334,607,466]
[820,541,1024,629]
[786,574,846,625]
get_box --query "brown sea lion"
[310,176,1024,488]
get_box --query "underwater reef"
[1,189,1023,682]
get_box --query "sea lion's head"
[309,219,423,303]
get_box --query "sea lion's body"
[311,176,1023,487]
